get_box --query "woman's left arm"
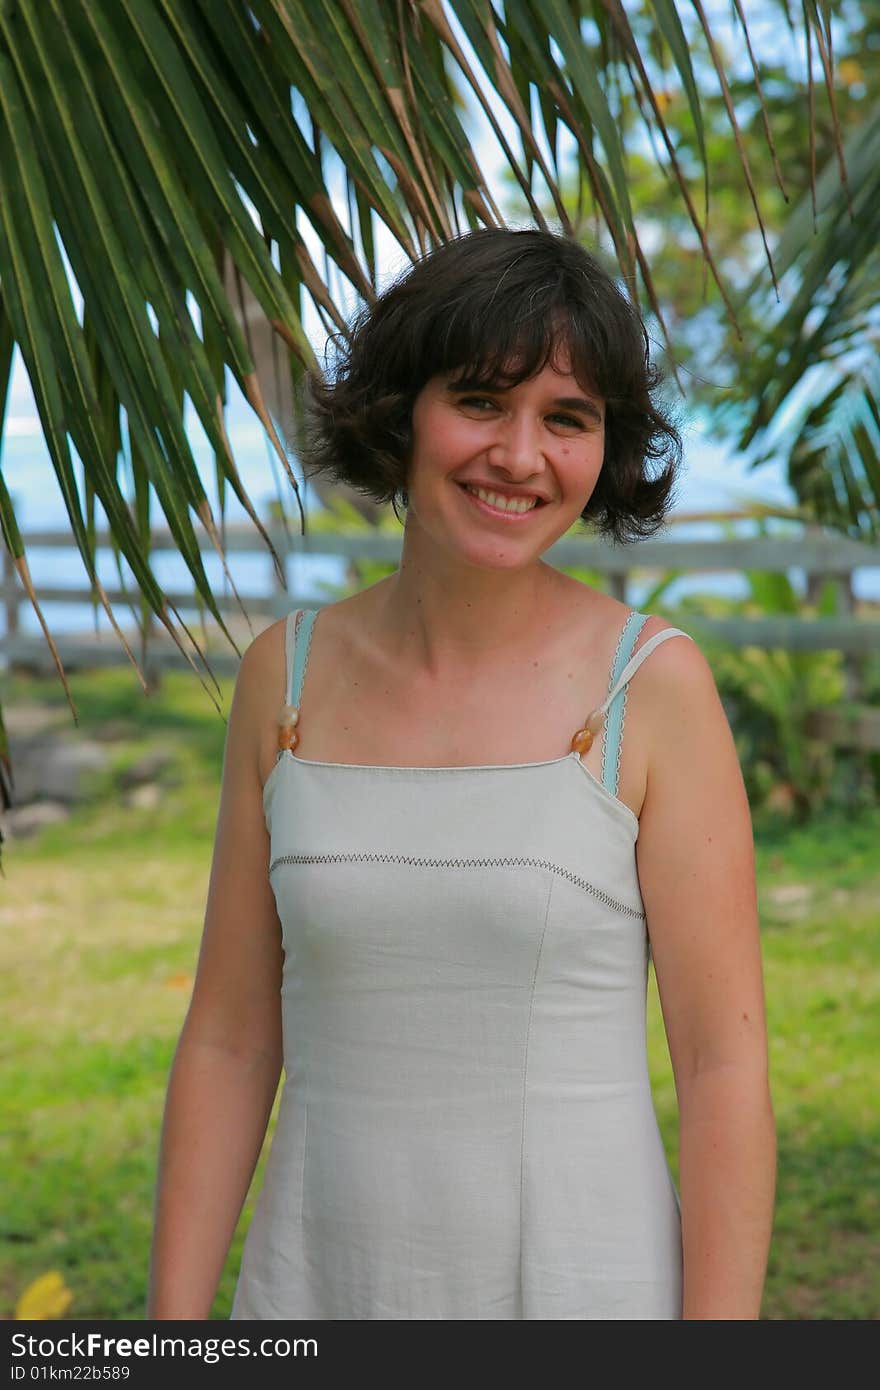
[635,635,776,1320]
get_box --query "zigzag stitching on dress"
[268,851,646,920]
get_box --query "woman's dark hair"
[299,227,681,543]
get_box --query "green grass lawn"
[1,666,878,1321]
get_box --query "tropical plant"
[660,514,873,822]
[726,106,880,544]
[0,1,847,865]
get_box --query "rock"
[41,739,112,803]
[3,699,169,810]
[3,733,63,804]
[5,732,111,804]
[92,718,138,743]
[1,800,71,839]
[768,884,813,905]
[3,704,68,738]
[118,751,174,789]
[125,783,162,811]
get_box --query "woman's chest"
[258,619,651,821]
[302,668,587,764]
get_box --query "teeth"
[465,485,538,514]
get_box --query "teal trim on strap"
[290,608,318,707]
[601,610,649,795]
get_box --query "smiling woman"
[147,227,775,1323]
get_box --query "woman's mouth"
[457,482,546,521]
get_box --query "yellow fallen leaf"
[16,1270,74,1321]
[165,973,193,990]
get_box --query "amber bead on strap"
[569,707,604,756]
[277,702,300,752]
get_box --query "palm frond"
[726,109,880,538]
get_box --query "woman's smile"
[457,481,548,522]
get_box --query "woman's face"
[404,346,605,568]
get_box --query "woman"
[147,227,775,1320]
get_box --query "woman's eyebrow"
[552,395,604,421]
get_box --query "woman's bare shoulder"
[625,618,730,790]
[240,597,357,696]
[239,600,357,784]
[613,611,713,804]
[234,618,288,719]
[235,616,296,786]
[628,614,709,692]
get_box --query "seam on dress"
[519,873,555,1319]
[268,851,646,920]
[298,1074,309,1227]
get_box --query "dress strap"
[599,615,695,796]
[284,607,319,708]
[600,611,649,794]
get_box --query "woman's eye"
[458,398,585,430]
[548,414,585,429]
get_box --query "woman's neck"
[365,559,569,682]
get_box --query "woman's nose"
[485,412,542,475]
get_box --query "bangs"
[415,280,604,399]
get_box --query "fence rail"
[3,515,880,678]
[6,519,880,568]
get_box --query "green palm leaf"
[726,109,880,540]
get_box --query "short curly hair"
[299,227,681,543]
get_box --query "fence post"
[270,517,288,619]
[2,545,18,641]
[143,607,163,695]
[609,571,628,605]
[803,526,862,699]
[804,524,826,610]
[835,569,863,702]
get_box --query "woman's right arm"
[146,630,285,1320]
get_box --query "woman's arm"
[146,629,286,1319]
[634,635,776,1320]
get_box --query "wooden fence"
[3,511,880,746]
